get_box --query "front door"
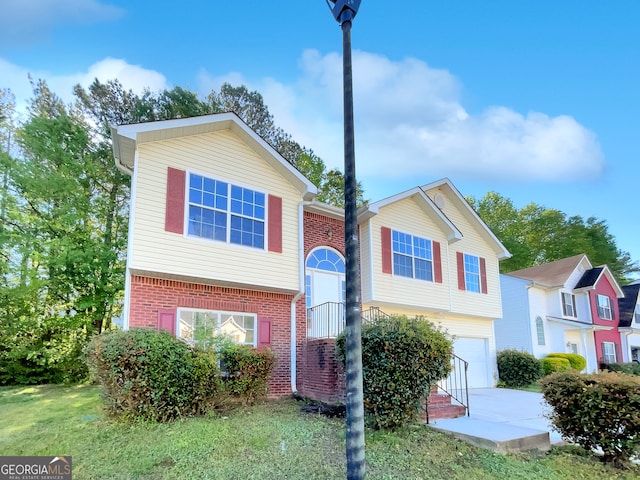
[306,248,345,338]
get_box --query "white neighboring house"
[495,254,625,372]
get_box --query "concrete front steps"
[424,392,467,421]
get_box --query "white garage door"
[453,337,491,388]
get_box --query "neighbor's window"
[392,230,433,281]
[562,292,576,317]
[463,254,481,293]
[602,341,617,364]
[188,173,265,249]
[635,304,640,324]
[535,316,545,346]
[177,309,256,346]
[596,294,613,320]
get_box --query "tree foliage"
[468,191,638,283]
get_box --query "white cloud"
[199,49,604,182]
[0,57,168,112]
[0,0,123,46]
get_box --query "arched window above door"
[306,248,345,273]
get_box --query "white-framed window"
[602,341,617,364]
[392,230,434,281]
[535,316,545,346]
[464,254,481,293]
[562,292,576,317]
[635,304,640,324]
[568,343,578,355]
[596,294,613,320]
[177,308,257,347]
[188,173,265,249]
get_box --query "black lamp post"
[325,1,365,479]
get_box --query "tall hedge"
[497,349,543,387]
[336,315,452,429]
[84,328,219,421]
[541,371,640,467]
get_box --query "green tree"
[468,192,638,283]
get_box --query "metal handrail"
[437,352,470,416]
[307,301,345,338]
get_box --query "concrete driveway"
[430,387,564,452]
[467,388,563,445]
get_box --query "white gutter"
[121,149,139,330]
[291,201,313,393]
[367,220,374,300]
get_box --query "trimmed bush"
[541,370,640,467]
[84,328,219,422]
[546,353,586,371]
[496,349,543,388]
[221,345,275,405]
[540,356,571,376]
[336,315,452,429]
[602,362,640,376]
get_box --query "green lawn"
[0,384,637,479]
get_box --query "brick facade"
[126,210,349,399]
[129,275,294,396]
[298,338,346,403]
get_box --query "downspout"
[367,220,374,300]
[121,149,138,330]
[291,200,313,394]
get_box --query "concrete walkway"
[429,388,563,453]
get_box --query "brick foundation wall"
[129,275,294,396]
[299,338,346,404]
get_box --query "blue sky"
[1,0,638,271]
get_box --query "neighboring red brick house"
[112,113,510,402]
[575,266,625,365]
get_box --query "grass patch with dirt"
[1,384,637,479]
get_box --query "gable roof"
[574,265,625,298]
[111,112,317,200]
[421,178,511,259]
[357,186,463,242]
[509,254,589,287]
[575,267,603,289]
[619,283,640,327]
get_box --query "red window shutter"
[456,252,465,290]
[268,195,282,253]
[433,241,443,283]
[381,227,392,274]
[165,168,186,234]
[480,257,488,294]
[258,318,272,347]
[158,309,176,335]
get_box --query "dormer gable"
[421,178,510,260]
[357,186,462,242]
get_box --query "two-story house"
[495,254,624,372]
[112,112,510,398]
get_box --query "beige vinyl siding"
[365,197,451,312]
[131,129,301,292]
[363,305,494,349]
[424,187,503,319]
[359,223,373,302]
